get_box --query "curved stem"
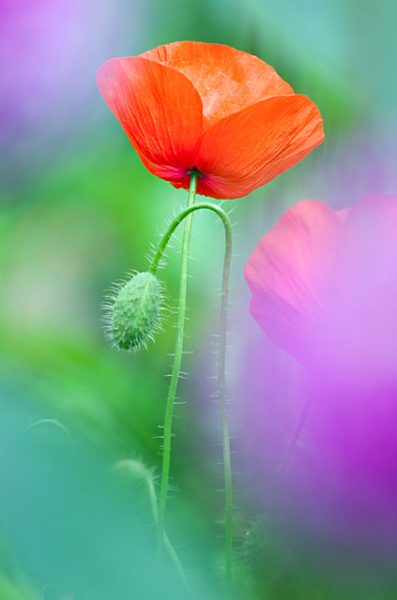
[157,173,198,547]
[150,203,232,274]
[151,197,234,589]
[115,460,188,589]
[145,473,189,589]
[22,418,71,439]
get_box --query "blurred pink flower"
[244,195,397,540]
[245,194,397,379]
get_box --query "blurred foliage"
[1,0,397,597]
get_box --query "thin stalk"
[218,209,233,591]
[115,460,188,589]
[150,199,234,588]
[157,172,198,546]
[147,473,188,589]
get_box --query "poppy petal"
[195,95,324,199]
[142,42,293,126]
[330,195,397,373]
[244,200,341,360]
[97,57,203,184]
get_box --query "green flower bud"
[104,271,163,351]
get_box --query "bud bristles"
[104,271,163,351]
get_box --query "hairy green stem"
[218,212,233,590]
[156,173,198,547]
[150,195,234,588]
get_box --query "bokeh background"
[1,0,397,598]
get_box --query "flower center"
[187,166,204,178]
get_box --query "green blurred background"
[1,0,397,597]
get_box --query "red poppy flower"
[97,42,325,199]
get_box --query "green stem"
[115,460,188,589]
[157,172,198,546]
[218,214,233,591]
[150,196,234,589]
[146,473,188,589]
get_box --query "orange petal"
[142,42,293,126]
[195,95,324,199]
[97,57,203,182]
[245,200,341,360]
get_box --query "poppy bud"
[114,458,153,482]
[104,271,163,351]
